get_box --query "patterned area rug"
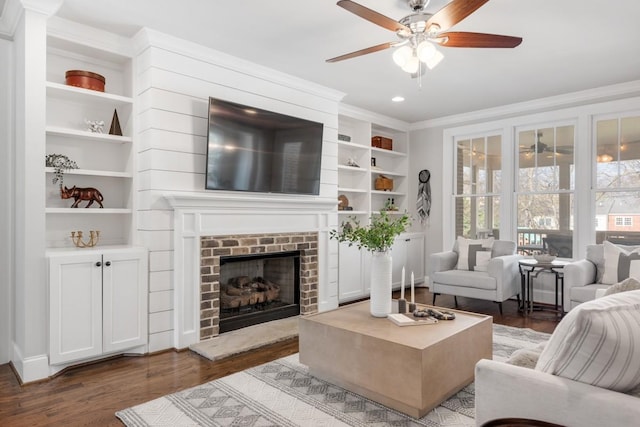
[117,324,550,427]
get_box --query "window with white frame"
[454,135,501,239]
[516,125,575,257]
[594,114,640,243]
[614,216,633,227]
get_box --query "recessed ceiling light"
[392,96,405,102]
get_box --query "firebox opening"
[219,250,301,333]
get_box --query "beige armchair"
[429,240,522,314]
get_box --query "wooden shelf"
[371,190,404,196]
[46,126,132,143]
[371,168,406,177]
[338,187,367,193]
[337,140,369,150]
[338,165,368,173]
[373,210,406,215]
[46,208,132,214]
[45,167,132,178]
[371,147,406,157]
[338,210,368,215]
[46,82,133,106]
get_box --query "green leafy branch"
[330,206,411,253]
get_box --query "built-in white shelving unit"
[43,29,147,375]
[336,115,409,219]
[45,35,135,248]
[336,113,417,302]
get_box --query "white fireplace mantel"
[164,191,338,212]
[164,191,339,349]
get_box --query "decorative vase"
[369,251,393,317]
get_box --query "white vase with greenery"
[330,207,410,317]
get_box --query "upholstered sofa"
[429,239,522,314]
[475,289,640,427]
[475,359,640,426]
[563,241,640,310]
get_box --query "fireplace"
[219,250,300,333]
[200,232,318,340]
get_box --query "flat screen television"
[205,97,324,195]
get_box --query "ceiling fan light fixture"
[424,48,444,69]
[401,54,420,73]
[416,40,436,62]
[393,45,413,67]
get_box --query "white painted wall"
[408,125,446,269]
[0,37,13,365]
[132,29,343,352]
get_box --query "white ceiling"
[53,0,640,123]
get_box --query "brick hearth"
[199,232,319,340]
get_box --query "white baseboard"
[12,343,50,383]
[416,276,429,288]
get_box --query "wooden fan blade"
[337,0,410,33]
[435,32,522,48]
[326,42,394,63]
[426,0,490,32]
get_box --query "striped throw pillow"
[455,236,494,271]
[602,240,640,285]
[535,289,640,392]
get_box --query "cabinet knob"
[95,262,102,267]
[105,261,111,267]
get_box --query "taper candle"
[411,272,415,303]
[400,266,405,300]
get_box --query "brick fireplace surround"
[200,232,319,340]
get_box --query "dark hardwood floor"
[0,288,560,426]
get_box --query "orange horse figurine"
[60,186,104,208]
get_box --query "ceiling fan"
[521,132,573,156]
[326,0,522,73]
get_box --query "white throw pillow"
[604,277,640,296]
[602,241,640,285]
[456,236,494,271]
[535,289,640,392]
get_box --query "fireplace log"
[221,277,281,310]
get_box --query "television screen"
[205,97,324,195]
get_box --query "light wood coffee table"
[299,300,492,418]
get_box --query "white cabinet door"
[407,234,425,283]
[337,244,375,302]
[391,233,425,288]
[338,243,366,301]
[49,254,103,365]
[391,237,409,288]
[102,249,148,353]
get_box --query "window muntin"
[454,135,501,238]
[516,124,575,257]
[594,115,640,244]
[596,116,640,189]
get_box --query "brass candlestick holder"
[71,230,100,248]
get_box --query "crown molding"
[47,16,134,58]
[133,28,345,105]
[0,0,20,38]
[0,0,62,40]
[20,0,62,15]
[411,80,640,130]
[339,103,411,131]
